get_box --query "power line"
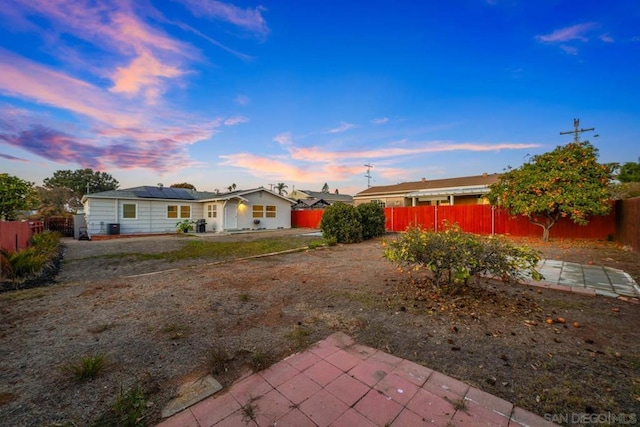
[559,118,596,143]
[364,164,373,188]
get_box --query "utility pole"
[364,164,373,188]
[560,118,596,143]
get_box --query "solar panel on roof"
[133,187,195,200]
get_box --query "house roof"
[354,173,501,198]
[293,190,354,203]
[83,186,295,204]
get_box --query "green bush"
[383,223,542,291]
[356,202,386,240]
[320,203,363,244]
[176,219,195,233]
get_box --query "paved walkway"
[534,260,640,300]
[157,332,557,427]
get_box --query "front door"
[224,201,238,230]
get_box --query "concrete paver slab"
[157,332,559,427]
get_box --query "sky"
[0,0,638,196]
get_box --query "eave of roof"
[354,173,500,198]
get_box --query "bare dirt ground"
[1,230,639,426]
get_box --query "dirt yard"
[0,230,639,426]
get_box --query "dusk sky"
[0,0,638,196]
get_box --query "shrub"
[0,247,46,289]
[383,223,542,292]
[356,202,386,240]
[0,231,62,290]
[320,203,363,244]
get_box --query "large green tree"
[487,141,615,241]
[0,173,37,220]
[170,182,197,190]
[43,169,119,212]
[617,158,640,183]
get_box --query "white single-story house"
[81,185,295,237]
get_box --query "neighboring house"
[288,189,354,207]
[353,173,500,207]
[82,185,294,236]
[291,198,331,210]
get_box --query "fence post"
[435,205,438,232]
[491,205,495,236]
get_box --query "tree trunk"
[529,214,558,242]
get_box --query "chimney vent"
[157,183,164,190]
[421,177,426,182]
[482,172,488,178]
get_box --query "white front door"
[224,201,238,229]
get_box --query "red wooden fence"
[291,210,324,229]
[0,221,44,251]
[291,205,617,240]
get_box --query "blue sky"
[0,0,638,195]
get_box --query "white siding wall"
[238,191,292,230]
[86,198,204,235]
[85,191,292,235]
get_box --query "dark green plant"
[63,355,107,382]
[0,247,46,289]
[320,202,362,244]
[356,202,386,240]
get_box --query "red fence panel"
[291,210,324,228]
[0,221,32,251]
[384,206,437,232]
[438,205,495,234]
[500,205,616,240]
[291,205,616,239]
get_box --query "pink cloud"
[110,50,185,103]
[0,125,198,172]
[288,142,540,162]
[0,153,28,162]
[219,153,361,183]
[177,0,269,36]
[559,45,578,55]
[0,49,139,128]
[536,23,598,43]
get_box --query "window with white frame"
[122,203,137,219]
[372,200,386,208]
[252,205,264,218]
[207,204,217,218]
